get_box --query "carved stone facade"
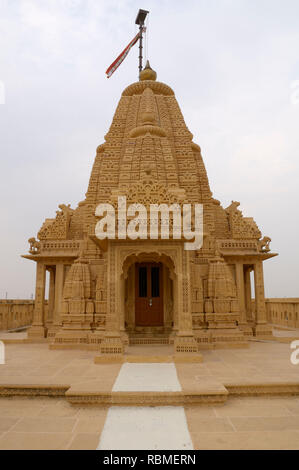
[23,62,277,357]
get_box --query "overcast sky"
[0,0,298,299]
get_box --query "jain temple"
[23,62,277,361]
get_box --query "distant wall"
[265,298,299,329]
[0,300,35,331]
[0,300,50,331]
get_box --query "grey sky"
[0,0,298,298]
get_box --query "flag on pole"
[106,28,146,78]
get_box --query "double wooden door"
[135,263,163,326]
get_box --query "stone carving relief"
[225,201,261,240]
[38,204,74,240]
[258,236,271,252]
[28,237,41,254]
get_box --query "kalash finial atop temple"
[139,60,157,81]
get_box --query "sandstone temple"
[23,62,277,360]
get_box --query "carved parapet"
[38,204,74,240]
[40,240,81,255]
[225,201,261,240]
[217,239,259,254]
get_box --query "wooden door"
[135,263,163,326]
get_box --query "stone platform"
[1,336,299,449]
[1,339,299,400]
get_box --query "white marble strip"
[97,406,194,450]
[112,363,182,392]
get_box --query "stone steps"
[65,389,228,406]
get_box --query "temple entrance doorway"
[135,262,163,327]
[123,252,176,342]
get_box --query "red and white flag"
[106,28,146,78]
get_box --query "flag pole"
[135,9,149,76]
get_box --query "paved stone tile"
[68,433,102,450]
[0,341,299,450]
[38,402,80,418]
[73,413,108,433]
[0,398,59,417]
[1,341,299,388]
[214,401,291,418]
[0,405,43,418]
[190,430,299,450]
[0,397,62,405]
[285,403,299,415]
[185,415,234,433]
[0,417,19,433]
[76,407,110,418]
[13,417,76,433]
[0,432,73,450]
[231,416,299,431]
[54,366,91,377]
[29,365,63,376]
[184,406,217,418]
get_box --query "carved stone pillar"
[235,262,252,335]
[253,261,272,338]
[48,263,64,337]
[125,265,135,331]
[174,250,201,359]
[28,262,46,338]
[119,277,125,330]
[119,276,128,345]
[244,267,253,323]
[54,263,64,326]
[172,276,179,333]
[100,245,124,356]
[47,267,55,324]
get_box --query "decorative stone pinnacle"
[139,60,157,81]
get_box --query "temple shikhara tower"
[23,61,277,360]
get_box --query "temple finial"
[139,60,157,81]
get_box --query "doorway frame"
[135,262,164,327]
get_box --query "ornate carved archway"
[120,250,177,333]
[121,250,177,281]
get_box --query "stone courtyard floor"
[0,333,299,450]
